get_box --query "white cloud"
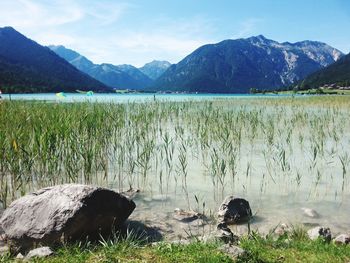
[0,0,84,29]
[0,1,215,66]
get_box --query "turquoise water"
[2,93,294,102]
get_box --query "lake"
[1,92,294,103]
[1,94,348,240]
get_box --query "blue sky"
[0,0,349,66]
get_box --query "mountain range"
[49,45,171,90]
[153,35,343,93]
[0,26,348,94]
[0,27,109,93]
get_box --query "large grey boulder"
[218,196,252,224]
[0,184,135,251]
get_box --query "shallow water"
[2,92,294,103]
[2,95,350,240]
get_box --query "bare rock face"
[218,196,252,224]
[0,184,136,251]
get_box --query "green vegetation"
[1,96,350,209]
[1,228,350,262]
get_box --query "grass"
[0,241,233,263]
[238,231,350,263]
[1,229,350,262]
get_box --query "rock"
[152,195,170,202]
[216,222,239,244]
[307,227,332,242]
[16,253,24,259]
[219,244,245,258]
[0,184,136,251]
[301,208,320,218]
[173,208,204,223]
[334,234,350,245]
[218,196,252,224]
[25,246,53,259]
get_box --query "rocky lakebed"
[0,184,349,260]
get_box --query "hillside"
[298,53,350,89]
[0,27,110,93]
[153,35,343,93]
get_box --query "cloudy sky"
[0,0,349,67]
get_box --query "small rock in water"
[334,234,350,245]
[173,208,204,223]
[143,195,169,203]
[301,208,320,218]
[307,227,332,243]
[152,195,170,202]
[25,246,53,259]
[219,244,245,258]
[218,196,252,224]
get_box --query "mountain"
[49,45,152,90]
[298,52,350,89]
[0,27,110,93]
[116,64,153,87]
[139,60,171,80]
[153,35,343,93]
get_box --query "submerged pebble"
[173,208,204,223]
[143,195,170,202]
[301,208,320,218]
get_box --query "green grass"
[1,231,350,262]
[0,241,233,263]
[239,232,350,263]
